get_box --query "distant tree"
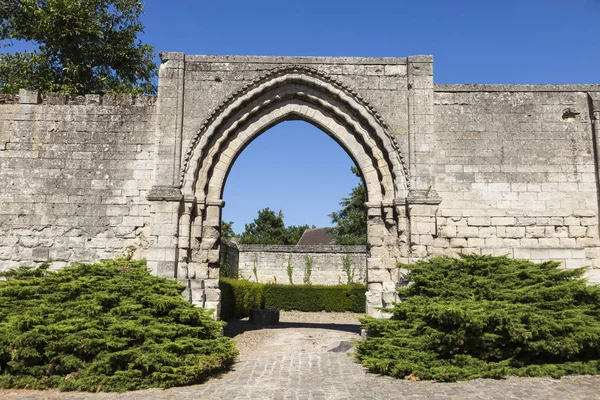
[239,208,288,245]
[329,166,367,245]
[220,220,236,241]
[239,208,312,245]
[286,224,312,245]
[0,0,157,94]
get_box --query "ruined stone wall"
[3,55,600,319]
[433,85,600,281]
[229,244,367,285]
[0,91,156,269]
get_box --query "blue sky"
[10,0,600,233]
[144,0,600,233]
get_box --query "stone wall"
[224,242,367,285]
[0,91,156,269]
[432,85,600,282]
[2,55,600,318]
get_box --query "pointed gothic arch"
[172,66,411,318]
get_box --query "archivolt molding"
[200,97,392,204]
[180,65,410,192]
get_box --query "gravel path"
[2,311,600,399]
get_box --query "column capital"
[205,198,226,208]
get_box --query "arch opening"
[220,120,368,287]
[222,120,366,234]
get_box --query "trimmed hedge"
[219,278,265,320]
[219,278,365,319]
[264,284,365,312]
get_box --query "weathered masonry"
[222,242,367,285]
[2,54,600,318]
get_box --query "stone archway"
[147,55,440,319]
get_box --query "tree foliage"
[329,166,367,245]
[221,220,236,241]
[0,0,157,94]
[0,259,236,392]
[356,254,600,382]
[239,208,311,245]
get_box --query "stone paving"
[2,312,600,399]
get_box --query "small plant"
[286,255,294,285]
[342,253,356,284]
[252,261,259,282]
[424,185,432,198]
[303,256,313,285]
[220,245,231,278]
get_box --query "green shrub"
[219,278,365,319]
[356,254,600,382]
[0,259,237,392]
[265,284,365,312]
[219,277,265,320]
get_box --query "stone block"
[559,238,577,247]
[585,248,600,259]
[530,249,549,259]
[18,89,41,104]
[31,247,50,261]
[538,238,560,247]
[580,217,597,227]
[467,238,485,248]
[478,227,495,238]
[569,226,588,238]
[468,217,490,226]
[491,217,515,226]
[367,282,383,292]
[505,227,525,238]
[456,226,478,238]
[382,291,399,306]
[411,245,428,258]
[564,217,581,226]
[548,249,572,259]
[450,238,467,248]
[366,290,383,308]
[525,226,545,238]
[367,268,392,283]
[433,237,449,248]
[565,259,591,269]
[513,248,531,259]
[439,225,457,238]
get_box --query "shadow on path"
[224,318,361,338]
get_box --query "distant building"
[297,228,334,246]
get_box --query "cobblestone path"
[2,312,600,399]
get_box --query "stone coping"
[435,84,600,92]
[232,244,367,254]
[0,92,157,106]
[161,52,426,65]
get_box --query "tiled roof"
[297,228,334,245]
